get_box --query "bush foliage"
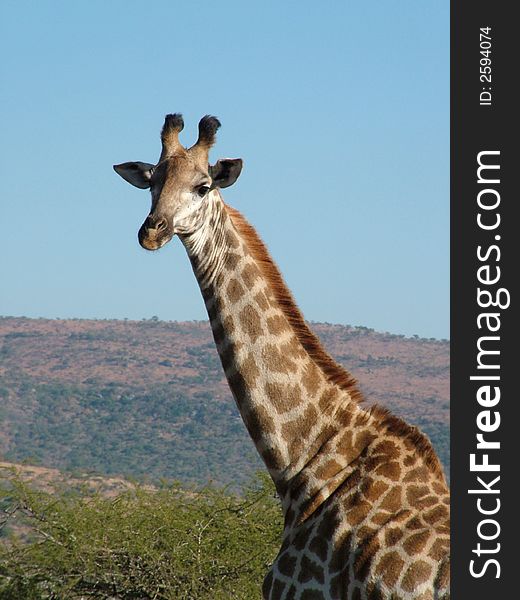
[0,471,283,599]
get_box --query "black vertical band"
[451,3,516,597]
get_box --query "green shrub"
[0,471,282,599]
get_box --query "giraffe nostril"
[145,216,168,232]
[155,218,167,232]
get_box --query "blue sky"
[0,1,449,339]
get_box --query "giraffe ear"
[209,158,243,189]
[113,162,155,189]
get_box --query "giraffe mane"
[369,405,445,479]
[226,204,446,481]
[226,204,363,402]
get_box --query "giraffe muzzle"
[138,215,173,251]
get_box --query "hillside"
[0,460,153,497]
[0,316,449,486]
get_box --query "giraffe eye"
[197,185,210,197]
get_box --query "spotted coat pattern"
[179,194,450,600]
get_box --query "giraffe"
[114,114,450,600]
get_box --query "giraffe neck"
[180,192,369,517]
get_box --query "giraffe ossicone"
[114,114,450,600]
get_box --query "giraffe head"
[114,114,243,250]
